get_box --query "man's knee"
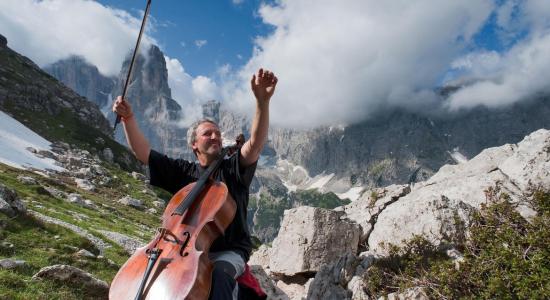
[213,260,238,279]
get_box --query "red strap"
[236,264,267,297]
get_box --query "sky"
[1,0,550,128]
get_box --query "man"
[112,68,277,299]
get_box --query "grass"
[0,161,167,299]
[365,190,550,299]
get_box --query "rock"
[146,208,157,214]
[368,130,550,254]
[0,184,26,216]
[306,254,357,300]
[249,245,271,270]
[277,280,308,300]
[348,275,369,300]
[102,148,114,163]
[44,186,67,199]
[249,265,289,300]
[0,258,27,270]
[75,249,96,258]
[117,196,144,210]
[98,230,144,254]
[32,264,108,298]
[132,171,147,181]
[343,184,411,243]
[17,175,38,185]
[152,200,165,208]
[74,178,95,191]
[380,287,428,300]
[67,193,85,206]
[269,206,361,276]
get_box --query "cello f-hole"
[179,231,191,257]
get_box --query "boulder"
[117,196,144,210]
[74,178,95,191]
[0,184,26,217]
[249,244,271,270]
[17,175,37,185]
[306,254,357,300]
[343,184,411,243]
[31,264,108,298]
[269,206,361,276]
[131,171,147,181]
[0,258,27,270]
[249,265,289,300]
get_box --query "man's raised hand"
[251,68,278,103]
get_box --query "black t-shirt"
[148,149,256,262]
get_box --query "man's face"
[192,122,222,158]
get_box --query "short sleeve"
[148,149,197,194]
[231,148,257,187]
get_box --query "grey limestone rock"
[32,264,108,298]
[269,206,361,276]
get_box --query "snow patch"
[0,110,64,171]
[336,187,364,202]
[307,173,335,190]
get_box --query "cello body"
[109,181,236,299]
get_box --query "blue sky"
[97,0,274,77]
[1,0,550,128]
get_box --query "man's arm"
[240,68,278,167]
[112,96,151,164]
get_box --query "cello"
[109,146,238,299]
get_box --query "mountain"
[44,56,115,110]
[46,45,193,159]
[0,34,139,171]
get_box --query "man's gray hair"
[187,118,218,149]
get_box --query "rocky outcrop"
[269,206,361,276]
[249,128,550,299]
[44,56,115,109]
[268,97,550,188]
[368,129,550,254]
[32,264,109,298]
[110,45,191,159]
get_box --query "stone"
[348,275,369,300]
[117,196,144,210]
[368,130,550,254]
[269,206,361,276]
[0,184,26,216]
[132,171,147,181]
[98,230,144,254]
[32,264,108,298]
[249,265,289,300]
[102,148,114,163]
[17,175,37,185]
[306,254,357,300]
[380,287,428,300]
[249,244,271,270]
[74,178,95,191]
[67,193,85,206]
[0,258,27,270]
[277,280,307,300]
[75,249,96,258]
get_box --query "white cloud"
[225,0,495,128]
[165,56,217,126]
[445,31,550,110]
[0,0,157,76]
[195,39,208,49]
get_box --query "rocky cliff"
[44,56,115,110]
[250,129,550,299]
